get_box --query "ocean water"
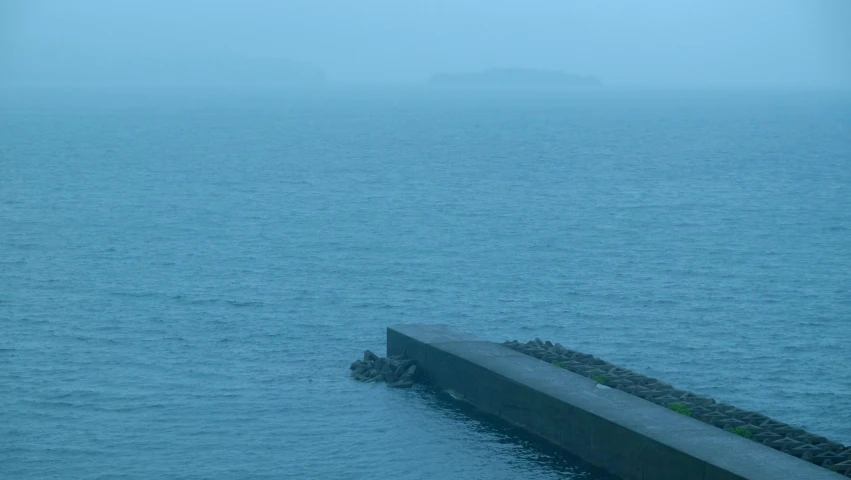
[2,88,850,479]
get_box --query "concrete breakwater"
[388,324,845,480]
[503,339,851,476]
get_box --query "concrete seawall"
[387,324,844,480]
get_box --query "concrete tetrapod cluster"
[350,350,418,388]
[502,338,851,477]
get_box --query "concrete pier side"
[387,324,843,480]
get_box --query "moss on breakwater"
[668,402,692,417]
[726,426,754,440]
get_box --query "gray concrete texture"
[387,324,845,480]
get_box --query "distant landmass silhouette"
[428,68,602,88]
[0,52,326,89]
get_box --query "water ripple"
[2,90,850,479]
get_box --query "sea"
[2,87,850,479]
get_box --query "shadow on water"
[414,385,618,480]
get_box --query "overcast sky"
[2,0,849,87]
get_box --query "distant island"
[428,68,602,88]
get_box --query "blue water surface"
[2,88,850,479]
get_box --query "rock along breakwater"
[350,350,419,388]
[503,338,851,476]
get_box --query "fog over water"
[3,2,851,479]
[2,0,850,88]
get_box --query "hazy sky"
[2,0,849,87]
